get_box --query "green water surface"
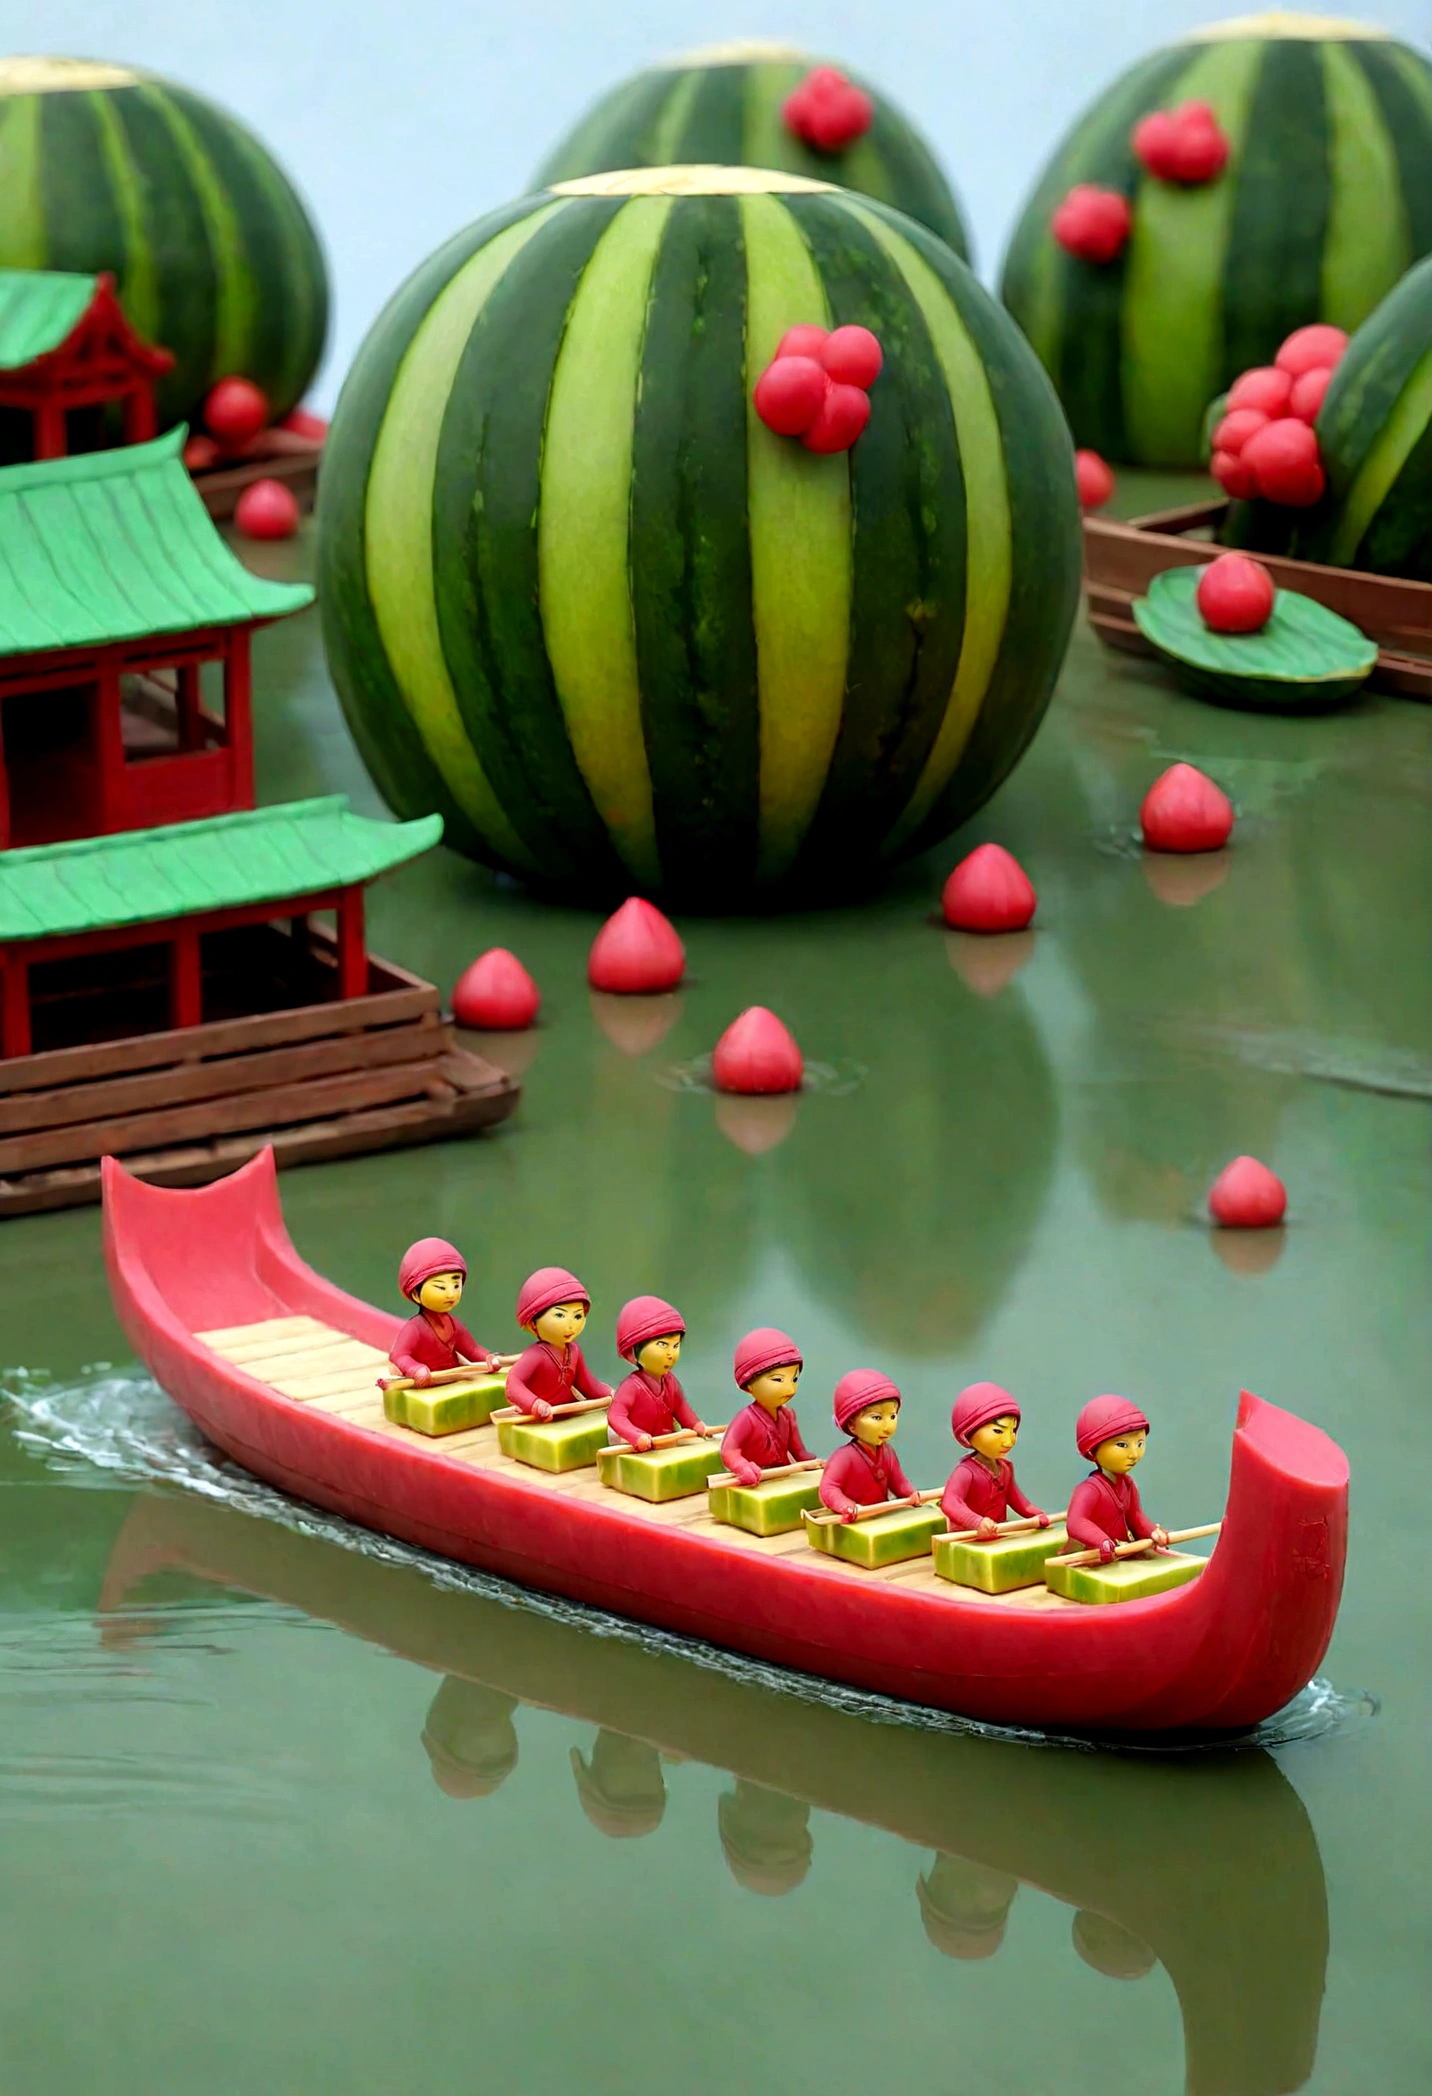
[1,485,1428,2094]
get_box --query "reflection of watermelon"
[0,56,328,426]
[533,41,969,256]
[319,167,1080,910]
[1002,17,1432,466]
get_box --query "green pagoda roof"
[0,797,443,944]
[0,426,313,658]
[0,269,100,368]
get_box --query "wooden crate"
[0,944,516,1216]
[1083,500,1432,701]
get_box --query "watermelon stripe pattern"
[533,48,970,260]
[1001,22,1432,466]
[319,171,1080,909]
[0,59,327,424]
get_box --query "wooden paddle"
[1045,1522,1221,1571]
[491,1396,611,1424]
[377,1357,517,1393]
[805,1488,942,1528]
[944,1507,1069,1542]
[707,1458,825,1488]
[604,1424,730,1454]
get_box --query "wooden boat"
[95,1487,1329,2096]
[100,1145,1349,1736]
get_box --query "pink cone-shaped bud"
[233,478,300,541]
[1140,764,1234,854]
[711,1007,804,1095]
[941,843,1037,933]
[1208,1155,1287,1228]
[587,897,686,994]
[1075,449,1116,511]
[452,948,540,1030]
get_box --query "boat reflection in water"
[98,1491,1327,2096]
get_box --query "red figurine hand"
[1099,1539,1117,1563]
[636,1432,654,1451]
[694,1420,711,1438]
[908,1493,923,1510]
[485,1355,502,1373]
[841,1505,859,1524]
[411,1365,432,1387]
[978,1516,1000,1539]
[1152,1525,1170,1550]
[738,1463,763,1488]
[1035,1510,1051,1528]
[533,1399,554,1422]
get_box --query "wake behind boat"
[100,1146,1349,1736]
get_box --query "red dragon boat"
[100,1146,1349,1736]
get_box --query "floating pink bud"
[1140,764,1234,854]
[712,1007,804,1095]
[1208,1155,1287,1228]
[587,897,685,994]
[452,948,540,1030]
[941,843,1037,933]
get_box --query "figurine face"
[746,1363,801,1412]
[417,1270,464,1313]
[851,1398,900,1448]
[636,1333,682,1376]
[534,1301,588,1346]
[1095,1431,1147,1476]
[969,1415,1019,1461]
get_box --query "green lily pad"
[1132,567,1377,714]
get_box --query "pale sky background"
[2,1,1428,406]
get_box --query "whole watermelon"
[1002,15,1432,467]
[0,56,328,425]
[318,168,1079,911]
[1294,253,1432,578]
[533,41,969,259]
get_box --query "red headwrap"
[1076,1394,1150,1460]
[615,1294,685,1362]
[733,1327,803,1389]
[398,1237,466,1301]
[833,1368,900,1434]
[950,1381,1021,1447]
[516,1266,590,1330]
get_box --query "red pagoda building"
[0,269,172,459]
[0,430,514,1214]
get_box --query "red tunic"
[1067,1469,1158,1555]
[504,1339,611,1419]
[607,1367,700,1449]
[388,1309,494,1381]
[941,1454,1042,1532]
[720,1401,814,1487]
[819,1438,916,1518]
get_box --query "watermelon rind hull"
[1132,567,1376,714]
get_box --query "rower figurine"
[504,1267,612,1419]
[720,1327,815,1486]
[608,1296,711,1449]
[1067,1396,1169,1562]
[388,1238,500,1384]
[818,1369,920,1521]
[942,1382,1050,1538]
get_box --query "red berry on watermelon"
[1212,406,1268,456]
[1075,449,1116,510]
[1274,324,1348,378]
[1211,449,1258,501]
[1226,365,1293,417]
[1133,100,1228,184]
[802,380,871,454]
[1196,552,1275,634]
[1289,366,1333,424]
[1051,185,1132,265]
[1240,417,1325,506]
[822,324,883,389]
[204,375,270,446]
[776,323,830,361]
[753,355,828,436]
[783,67,873,153]
[233,477,300,540]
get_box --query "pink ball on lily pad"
[587,897,685,994]
[1196,553,1273,634]
[1209,1155,1287,1228]
[452,948,540,1031]
[941,843,1037,933]
[1140,764,1234,854]
[712,1007,804,1095]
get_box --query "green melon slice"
[1132,566,1376,714]
[804,1504,946,1570]
[596,1440,725,1503]
[1045,1549,1205,1605]
[932,1523,1068,1594]
[708,1472,824,1536]
[383,1373,507,1437]
[497,1409,611,1473]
